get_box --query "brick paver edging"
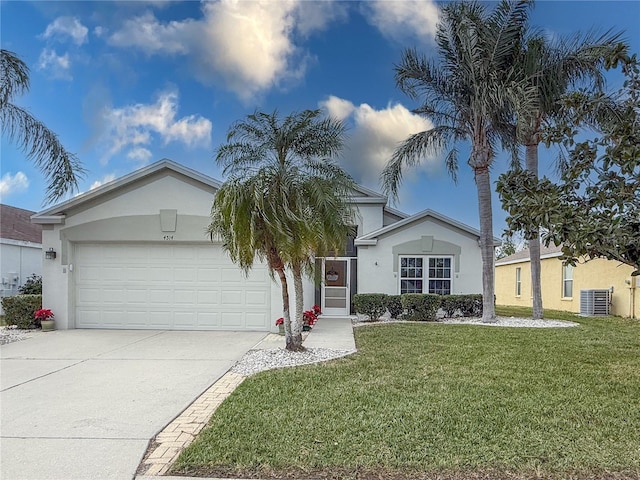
[138,371,246,476]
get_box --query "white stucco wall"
[0,240,42,313]
[38,171,310,331]
[355,203,385,236]
[357,217,483,295]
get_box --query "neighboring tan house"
[1,204,43,312]
[32,159,494,331]
[496,244,639,319]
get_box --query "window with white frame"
[515,267,522,296]
[400,256,452,295]
[562,264,574,298]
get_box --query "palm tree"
[382,0,534,322]
[513,31,625,319]
[208,172,295,346]
[212,109,355,351]
[0,49,84,203]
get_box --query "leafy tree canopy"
[497,53,640,274]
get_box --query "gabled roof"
[1,204,42,244]
[349,184,388,204]
[355,208,501,246]
[495,244,564,266]
[32,159,222,224]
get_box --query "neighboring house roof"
[354,208,501,246]
[0,204,42,244]
[495,243,564,266]
[32,159,223,224]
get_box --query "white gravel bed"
[354,316,578,328]
[439,316,579,328]
[0,326,35,345]
[231,347,355,376]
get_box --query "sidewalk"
[136,317,356,479]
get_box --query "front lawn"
[173,311,640,479]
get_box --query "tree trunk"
[289,262,305,351]
[475,165,496,323]
[525,142,544,320]
[275,268,296,350]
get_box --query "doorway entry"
[322,258,350,316]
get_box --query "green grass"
[173,311,640,479]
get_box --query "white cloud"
[37,48,72,79]
[99,89,212,164]
[127,147,153,163]
[41,16,89,45]
[108,0,346,101]
[0,172,29,199]
[363,0,440,44]
[320,95,436,186]
[90,174,116,190]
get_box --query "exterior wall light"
[45,248,57,260]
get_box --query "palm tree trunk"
[290,262,305,351]
[526,142,544,320]
[275,268,295,349]
[475,164,496,323]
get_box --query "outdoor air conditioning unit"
[580,289,611,316]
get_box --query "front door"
[322,259,350,316]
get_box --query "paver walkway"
[137,317,356,478]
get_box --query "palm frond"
[0,49,29,107]
[0,102,85,203]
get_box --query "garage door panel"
[246,313,268,327]
[220,312,243,328]
[197,290,220,305]
[197,312,219,327]
[197,268,221,282]
[74,244,270,330]
[102,288,126,304]
[246,290,267,305]
[174,289,196,304]
[127,267,149,281]
[221,290,242,305]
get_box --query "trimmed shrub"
[18,274,42,295]
[385,295,403,319]
[1,295,42,328]
[353,294,388,322]
[401,294,441,321]
[440,294,483,318]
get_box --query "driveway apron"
[0,329,266,480]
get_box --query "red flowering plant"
[34,309,54,321]
[312,304,322,315]
[34,308,54,327]
[275,317,284,326]
[303,309,318,327]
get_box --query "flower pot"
[302,324,312,332]
[41,319,55,332]
[278,324,285,336]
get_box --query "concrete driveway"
[0,329,266,480]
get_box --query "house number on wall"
[163,235,174,241]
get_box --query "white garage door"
[74,243,271,330]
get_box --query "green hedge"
[401,294,441,321]
[353,294,388,322]
[440,294,483,318]
[385,295,403,319]
[1,295,42,329]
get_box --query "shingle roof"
[0,204,42,244]
[495,243,564,265]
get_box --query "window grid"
[400,256,452,295]
[515,267,522,297]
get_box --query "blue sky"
[1,1,639,236]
